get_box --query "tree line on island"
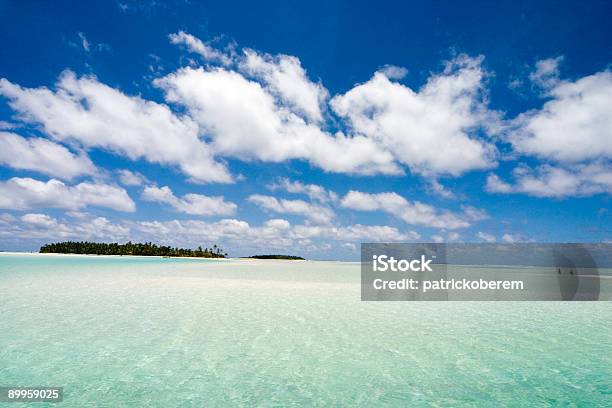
[38,242,306,260]
[246,255,305,260]
[40,241,227,258]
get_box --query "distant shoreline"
[0,251,313,262]
[0,251,235,260]
[0,252,368,264]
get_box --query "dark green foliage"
[40,241,226,258]
[247,255,305,260]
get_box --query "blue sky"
[0,0,610,259]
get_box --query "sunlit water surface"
[0,254,610,407]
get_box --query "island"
[246,255,305,260]
[39,241,227,258]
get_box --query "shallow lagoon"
[1,254,610,407]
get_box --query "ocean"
[0,253,610,407]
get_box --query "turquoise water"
[0,254,610,407]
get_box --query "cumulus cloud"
[170,32,501,177]
[341,242,357,251]
[134,217,418,250]
[0,120,16,130]
[485,174,513,194]
[477,231,496,243]
[170,31,328,123]
[529,56,563,89]
[117,169,148,186]
[168,31,232,65]
[427,179,456,199]
[240,50,328,123]
[0,209,421,254]
[21,213,58,228]
[248,194,334,224]
[1,34,507,186]
[331,55,498,177]
[378,65,409,80]
[0,132,96,179]
[292,223,420,242]
[501,233,530,243]
[510,69,612,163]
[0,177,135,212]
[155,67,400,176]
[494,61,612,199]
[430,231,463,242]
[0,212,129,242]
[268,178,338,204]
[141,185,236,216]
[447,232,461,241]
[340,190,477,229]
[5,32,608,222]
[135,218,272,248]
[486,163,612,197]
[0,71,232,183]
[462,205,489,221]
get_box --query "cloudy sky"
[0,0,610,258]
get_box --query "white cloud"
[428,179,456,199]
[168,31,232,65]
[263,218,291,230]
[340,190,475,229]
[477,231,496,243]
[248,194,334,224]
[72,33,111,53]
[155,67,400,176]
[21,213,58,228]
[0,120,16,130]
[447,232,461,242]
[9,33,609,208]
[486,163,612,197]
[169,32,328,123]
[117,169,148,186]
[341,242,357,251]
[78,32,90,52]
[142,185,236,216]
[0,213,17,223]
[0,177,135,212]
[529,56,563,89]
[462,205,489,221]
[510,69,612,163]
[502,233,527,243]
[0,213,129,242]
[131,218,418,253]
[485,173,513,194]
[430,232,462,243]
[0,132,96,179]
[508,78,523,90]
[2,36,509,185]
[268,178,338,204]
[0,71,232,183]
[378,65,408,80]
[240,50,328,123]
[330,55,498,176]
[0,211,421,255]
[163,34,503,178]
[292,223,420,242]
